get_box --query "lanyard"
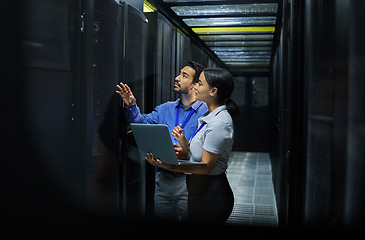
[193,122,206,136]
[189,122,206,145]
[174,107,195,145]
[175,107,195,129]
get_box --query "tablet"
[130,123,206,165]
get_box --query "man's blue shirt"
[126,99,208,143]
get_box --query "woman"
[146,68,238,224]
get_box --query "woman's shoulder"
[208,110,233,129]
[213,109,232,122]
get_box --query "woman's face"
[195,72,215,102]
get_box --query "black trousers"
[186,173,234,224]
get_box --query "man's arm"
[125,105,159,124]
[116,82,159,124]
[116,82,136,107]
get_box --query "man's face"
[173,66,196,94]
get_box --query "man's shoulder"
[155,99,179,109]
[195,101,208,112]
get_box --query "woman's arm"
[145,150,221,175]
[171,126,189,157]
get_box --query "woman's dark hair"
[203,68,239,117]
[187,61,206,84]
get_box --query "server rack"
[16,0,148,219]
[91,0,147,217]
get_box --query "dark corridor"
[2,0,365,234]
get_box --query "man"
[116,61,208,221]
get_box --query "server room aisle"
[226,152,278,227]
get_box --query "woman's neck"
[207,101,222,113]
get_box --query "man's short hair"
[187,61,206,84]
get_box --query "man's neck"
[180,93,196,108]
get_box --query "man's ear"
[210,87,218,97]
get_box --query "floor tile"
[226,152,278,226]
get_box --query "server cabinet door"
[121,3,148,218]
[91,0,125,216]
[145,12,176,108]
[92,0,147,218]
[15,0,92,219]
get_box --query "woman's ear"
[210,87,218,97]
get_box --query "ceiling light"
[192,26,275,34]
[212,21,241,25]
[199,34,274,41]
[183,17,276,27]
[206,41,272,47]
[171,4,278,16]
[211,47,272,52]
[214,51,271,56]
[143,0,157,12]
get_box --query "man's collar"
[175,99,205,111]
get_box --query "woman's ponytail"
[224,98,239,117]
